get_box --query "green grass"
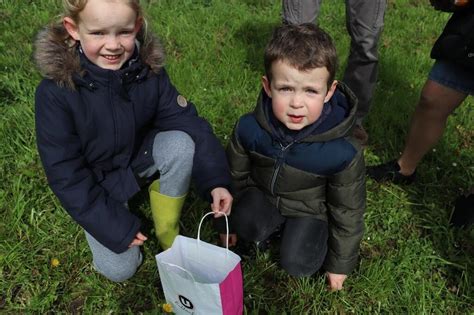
[1,0,473,313]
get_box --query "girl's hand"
[210,187,233,217]
[326,272,347,291]
[128,232,147,248]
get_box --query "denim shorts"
[428,60,474,95]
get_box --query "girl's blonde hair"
[59,0,148,45]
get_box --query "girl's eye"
[120,30,134,35]
[279,87,292,92]
[91,32,104,36]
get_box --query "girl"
[34,0,232,282]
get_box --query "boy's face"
[63,0,142,70]
[262,60,337,131]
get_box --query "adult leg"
[85,231,142,282]
[282,0,321,24]
[397,80,467,175]
[367,60,471,184]
[344,0,387,125]
[231,187,285,242]
[141,131,195,249]
[279,217,328,277]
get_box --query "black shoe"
[450,193,474,228]
[231,238,273,260]
[255,239,272,252]
[367,160,416,184]
[255,227,282,253]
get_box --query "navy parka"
[34,28,231,253]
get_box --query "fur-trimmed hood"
[33,23,165,89]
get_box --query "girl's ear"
[63,17,80,41]
[324,80,338,103]
[134,17,143,33]
[261,75,272,98]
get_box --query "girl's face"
[64,0,142,70]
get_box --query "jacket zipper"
[109,79,118,156]
[270,142,294,198]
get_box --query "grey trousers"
[282,0,387,123]
[86,130,195,282]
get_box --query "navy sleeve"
[153,69,231,201]
[35,80,141,253]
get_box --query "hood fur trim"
[33,23,165,89]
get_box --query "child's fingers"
[128,233,147,247]
[219,234,237,247]
[211,202,220,214]
[222,198,232,215]
[228,234,238,246]
[213,211,224,218]
[128,239,141,248]
[136,232,148,241]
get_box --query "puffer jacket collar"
[34,23,165,89]
[253,81,358,143]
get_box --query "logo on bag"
[178,295,194,310]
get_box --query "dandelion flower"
[51,258,60,267]
[162,303,173,313]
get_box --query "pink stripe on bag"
[219,263,243,315]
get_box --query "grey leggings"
[86,130,195,282]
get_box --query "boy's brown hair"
[264,23,338,90]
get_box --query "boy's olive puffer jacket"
[227,83,365,274]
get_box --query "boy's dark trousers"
[232,187,328,277]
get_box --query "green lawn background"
[0,0,472,313]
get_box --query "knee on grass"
[93,255,142,282]
[280,253,324,277]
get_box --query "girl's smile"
[63,0,142,70]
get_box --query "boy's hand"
[219,233,238,247]
[128,232,147,248]
[210,187,233,217]
[326,272,347,291]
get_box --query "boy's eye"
[279,87,292,92]
[120,30,133,35]
[306,89,317,94]
[91,31,104,36]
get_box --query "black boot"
[367,160,416,184]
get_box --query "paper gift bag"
[156,213,243,315]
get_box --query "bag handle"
[197,212,229,251]
[161,261,196,282]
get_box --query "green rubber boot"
[149,180,186,250]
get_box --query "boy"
[222,23,365,290]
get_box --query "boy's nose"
[290,94,303,108]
